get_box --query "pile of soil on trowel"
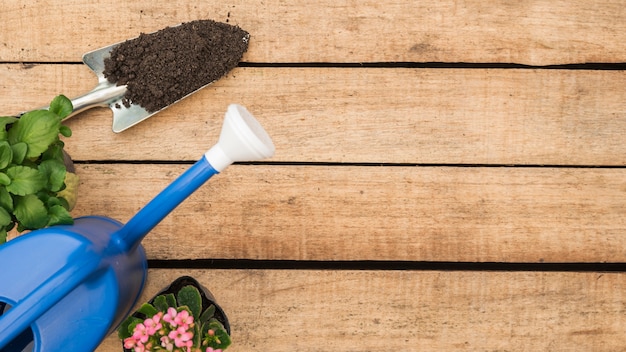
[103,19,249,112]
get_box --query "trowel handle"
[117,104,275,252]
[15,83,127,119]
[65,83,128,118]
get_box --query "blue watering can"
[0,104,275,351]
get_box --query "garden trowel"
[0,104,274,351]
[19,23,248,133]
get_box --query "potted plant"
[118,276,231,352]
[0,95,78,243]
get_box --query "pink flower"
[174,309,194,328]
[125,338,145,352]
[122,303,228,351]
[169,326,194,348]
[160,336,174,351]
[131,323,150,343]
[163,307,179,326]
[123,336,138,349]
[144,312,163,335]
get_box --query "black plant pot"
[122,276,230,352]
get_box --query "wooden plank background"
[3,65,626,166]
[1,1,625,65]
[0,0,625,350]
[95,269,626,351]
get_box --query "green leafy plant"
[0,95,77,243]
[119,284,231,352]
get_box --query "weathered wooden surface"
[1,1,625,65]
[1,65,625,166]
[0,0,624,351]
[54,163,625,263]
[97,269,626,351]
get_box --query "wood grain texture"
[1,64,625,166]
[96,269,626,351]
[1,1,625,350]
[40,163,623,263]
[1,1,625,65]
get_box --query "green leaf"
[164,293,177,308]
[117,316,143,340]
[43,194,59,207]
[0,188,13,212]
[59,125,72,138]
[38,159,66,192]
[0,141,12,170]
[0,230,6,244]
[194,324,202,349]
[48,95,73,119]
[0,116,18,141]
[206,319,232,349]
[41,142,65,165]
[43,196,69,211]
[153,295,170,312]
[14,194,48,229]
[177,285,203,319]
[55,174,75,210]
[5,166,46,196]
[199,304,216,324]
[136,303,159,317]
[8,110,61,159]
[58,196,70,210]
[0,206,11,227]
[46,204,73,227]
[0,173,10,186]
[11,142,27,165]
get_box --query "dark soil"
[103,20,249,112]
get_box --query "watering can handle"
[0,253,99,349]
[116,104,275,252]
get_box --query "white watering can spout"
[117,104,275,252]
[205,104,276,171]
